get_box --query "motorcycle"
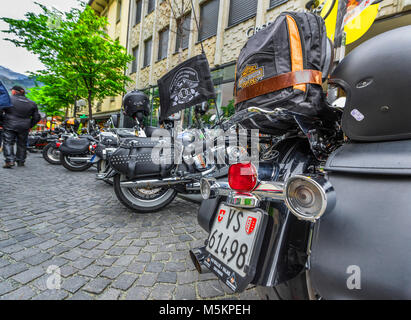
[189,3,411,299]
[58,121,101,172]
[109,91,232,213]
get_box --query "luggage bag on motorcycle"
[234,12,333,134]
[109,137,174,179]
[59,137,91,155]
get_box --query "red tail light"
[56,142,62,147]
[228,163,258,192]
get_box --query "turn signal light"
[228,163,258,192]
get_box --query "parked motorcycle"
[189,3,410,299]
[58,121,100,172]
[109,90,231,213]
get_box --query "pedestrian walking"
[2,85,40,168]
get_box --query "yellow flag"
[321,0,380,44]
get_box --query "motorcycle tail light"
[228,163,258,192]
[56,142,62,148]
[284,175,336,222]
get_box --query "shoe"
[3,162,14,169]
[17,162,25,167]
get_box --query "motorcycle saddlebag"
[109,137,174,179]
[310,140,411,299]
[234,12,333,134]
[59,137,90,155]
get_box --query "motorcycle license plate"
[204,204,267,292]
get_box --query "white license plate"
[206,204,262,278]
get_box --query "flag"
[0,81,12,109]
[158,53,216,121]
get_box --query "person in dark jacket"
[2,86,41,168]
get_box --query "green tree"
[2,3,133,120]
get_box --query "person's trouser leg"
[3,130,17,163]
[0,129,3,150]
[16,130,29,164]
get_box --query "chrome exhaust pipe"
[68,156,92,162]
[189,247,210,274]
[120,177,193,189]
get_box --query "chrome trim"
[119,177,192,189]
[67,156,92,162]
[284,174,336,222]
[226,192,260,208]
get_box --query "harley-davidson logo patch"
[245,216,257,234]
[238,64,264,89]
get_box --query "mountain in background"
[0,66,40,92]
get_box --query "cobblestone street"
[0,153,258,300]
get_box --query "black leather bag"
[59,138,90,155]
[109,137,174,179]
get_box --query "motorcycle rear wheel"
[113,174,177,213]
[42,143,61,165]
[60,153,93,172]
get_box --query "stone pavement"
[0,152,258,300]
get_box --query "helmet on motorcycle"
[330,26,411,142]
[123,90,150,119]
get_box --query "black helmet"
[330,26,411,142]
[123,90,150,118]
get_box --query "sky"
[0,0,86,75]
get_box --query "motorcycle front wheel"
[42,143,61,165]
[60,153,93,172]
[113,174,177,213]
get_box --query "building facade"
[89,0,411,123]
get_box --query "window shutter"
[270,0,288,8]
[175,13,191,52]
[135,0,142,25]
[158,28,169,60]
[228,0,257,27]
[131,47,138,73]
[143,38,152,67]
[147,0,155,14]
[199,0,220,42]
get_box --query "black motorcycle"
[189,4,411,299]
[58,121,100,172]
[109,91,231,213]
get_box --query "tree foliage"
[2,3,134,120]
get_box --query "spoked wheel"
[42,143,61,165]
[97,159,113,185]
[113,174,177,213]
[60,153,93,172]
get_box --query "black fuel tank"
[330,26,411,142]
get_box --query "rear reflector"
[228,163,258,192]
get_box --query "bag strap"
[235,69,322,105]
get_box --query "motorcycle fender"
[197,197,222,233]
[310,141,411,299]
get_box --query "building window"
[228,0,257,27]
[131,46,139,73]
[147,0,155,14]
[135,0,142,25]
[143,38,152,67]
[158,27,169,60]
[175,13,191,52]
[269,0,288,8]
[116,0,122,23]
[199,0,220,42]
